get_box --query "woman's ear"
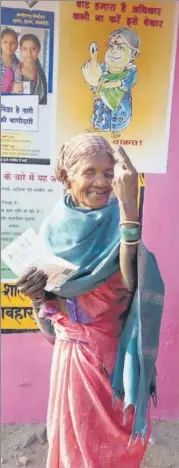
[131,49,139,61]
[57,169,71,189]
[65,178,71,190]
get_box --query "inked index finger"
[117,146,136,172]
[16,267,37,286]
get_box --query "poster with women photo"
[1,2,60,332]
[1,7,54,103]
[57,1,178,174]
[1,26,48,105]
[1,5,55,165]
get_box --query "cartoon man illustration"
[82,27,140,133]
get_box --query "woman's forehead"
[2,34,17,41]
[109,35,123,45]
[21,40,37,47]
[75,152,114,169]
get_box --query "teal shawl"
[39,195,120,297]
[40,194,164,437]
[112,243,164,437]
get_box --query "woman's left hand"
[16,267,47,301]
[12,83,23,94]
[102,80,122,89]
[112,147,138,220]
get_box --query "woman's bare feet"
[85,126,101,133]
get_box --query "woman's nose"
[113,42,119,50]
[94,175,106,186]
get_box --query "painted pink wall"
[143,33,179,420]
[1,36,179,426]
[1,333,52,424]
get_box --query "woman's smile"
[107,55,122,61]
[87,189,111,202]
[88,189,110,194]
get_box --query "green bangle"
[120,225,141,242]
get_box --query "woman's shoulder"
[126,63,137,73]
[4,66,13,77]
[1,66,14,93]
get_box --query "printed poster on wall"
[1,1,60,331]
[1,5,54,165]
[57,0,178,174]
[1,283,37,331]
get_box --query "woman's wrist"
[32,297,45,306]
[120,222,141,245]
[118,200,138,223]
[32,297,46,319]
[32,290,46,307]
[119,199,141,245]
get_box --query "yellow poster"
[57,1,178,174]
[1,282,38,330]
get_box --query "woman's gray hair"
[109,27,140,58]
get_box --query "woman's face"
[105,35,132,72]
[1,33,18,57]
[20,40,39,65]
[66,152,114,209]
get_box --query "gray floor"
[1,420,179,467]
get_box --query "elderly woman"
[17,134,164,468]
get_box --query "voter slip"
[1,228,78,291]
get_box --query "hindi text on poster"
[1,282,38,330]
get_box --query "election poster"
[57,1,178,173]
[1,0,60,331]
[1,5,55,165]
[1,282,37,331]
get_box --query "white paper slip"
[1,228,78,291]
[23,81,31,94]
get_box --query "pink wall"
[1,37,179,426]
[1,333,52,424]
[143,33,179,420]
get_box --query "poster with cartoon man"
[57,1,178,174]
[82,28,140,134]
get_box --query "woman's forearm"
[32,301,55,345]
[120,242,137,292]
[119,203,138,292]
[103,80,122,89]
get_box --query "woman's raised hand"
[81,42,103,88]
[112,147,138,220]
